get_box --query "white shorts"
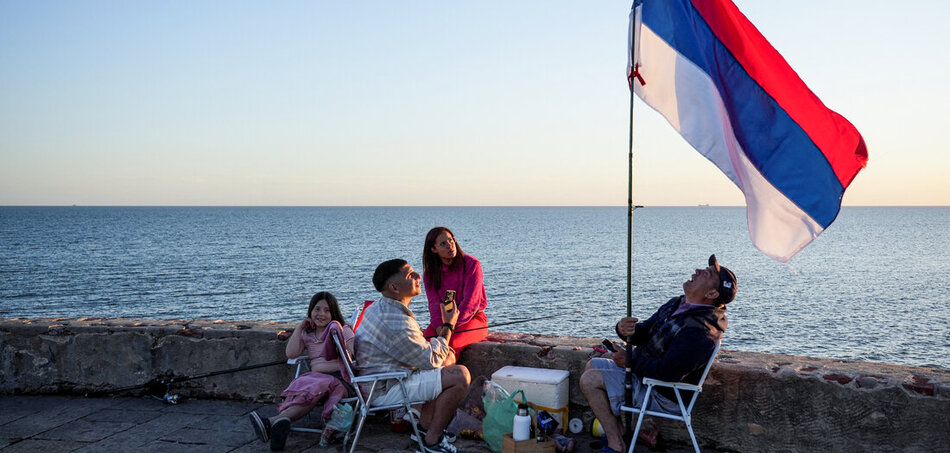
[370,368,443,406]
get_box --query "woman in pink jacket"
[422,226,488,361]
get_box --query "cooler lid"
[491,366,569,384]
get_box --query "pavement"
[0,395,704,453]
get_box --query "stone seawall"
[1,318,947,452]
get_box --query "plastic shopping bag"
[447,375,488,439]
[325,402,355,432]
[481,380,528,453]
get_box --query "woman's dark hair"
[423,226,465,290]
[308,291,345,325]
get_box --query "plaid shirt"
[354,296,451,388]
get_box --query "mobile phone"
[442,290,456,306]
[602,339,618,352]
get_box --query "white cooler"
[491,366,570,431]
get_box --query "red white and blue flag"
[628,0,868,262]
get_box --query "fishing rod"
[97,310,580,395]
[90,358,288,398]
[424,310,581,338]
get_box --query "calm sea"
[1,206,947,369]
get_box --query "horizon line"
[1,204,947,208]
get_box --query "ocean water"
[1,206,947,369]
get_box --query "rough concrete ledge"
[0,317,296,401]
[2,318,948,452]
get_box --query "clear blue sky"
[2,1,947,206]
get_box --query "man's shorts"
[370,368,443,406]
[590,358,680,416]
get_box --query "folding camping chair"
[620,341,721,453]
[330,329,429,453]
[283,355,359,436]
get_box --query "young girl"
[249,291,355,451]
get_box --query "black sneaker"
[248,411,270,443]
[410,427,457,444]
[404,410,457,444]
[270,418,291,451]
[418,433,460,453]
[402,415,458,444]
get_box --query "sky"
[1,0,948,206]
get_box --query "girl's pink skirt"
[277,371,348,420]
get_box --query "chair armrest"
[642,377,702,392]
[287,356,309,365]
[351,371,410,383]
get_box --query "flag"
[628,0,868,262]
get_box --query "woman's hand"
[300,318,314,331]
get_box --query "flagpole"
[623,79,635,436]
[623,1,640,437]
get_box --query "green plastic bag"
[482,381,528,453]
[325,402,355,432]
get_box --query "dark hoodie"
[616,296,727,400]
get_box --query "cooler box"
[491,366,570,430]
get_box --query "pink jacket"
[424,254,487,327]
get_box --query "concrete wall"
[2,318,948,452]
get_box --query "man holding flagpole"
[580,255,736,453]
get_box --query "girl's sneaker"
[248,411,270,443]
[270,418,291,451]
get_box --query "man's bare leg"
[419,400,434,430]
[417,348,459,430]
[423,364,471,445]
[580,364,624,452]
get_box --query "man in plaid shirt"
[355,259,471,453]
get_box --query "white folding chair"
[284,354,359,436]
[620,341,721,453]
[331,331,429,453]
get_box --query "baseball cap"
[708,254,737,306]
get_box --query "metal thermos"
[513,404,531,441]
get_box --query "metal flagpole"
[623,83,636,435]
[624,0,642,437]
